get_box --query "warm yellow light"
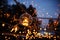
[4,13,10,18]
[22,23,28,26]
[5,39,8,40]
[13,34,17,37]
[19,31,21,33]
[51,35,53,37]
[55,28,57,30]
[33,29,35,31]
[5,36,7,38]
[11,26,18,32]
[11,25,19,32]
[36,33,41,38]
[44,28,46,31]
[2,23,5,27]
[40,28,42,30]
[22,31,24,33]
[8,37,10,39]
[20,13,33,27]
[48,36,51,39]
[15,26,18,32]
[22,17,29,26]
[57,36,59,38]
[13,15,18,21]
[53,36,56,38]
[54,20,58,27]
[44,32,48,35]
[2,33,4,35]
[6,13,10,18]
[26,34,29,39]
[49,33,51,35]
[54,39,56,40]
[27,29,32,35]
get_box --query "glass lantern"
[19,13,33,27]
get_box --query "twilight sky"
[8,0,60,25]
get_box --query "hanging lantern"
[19,13,33,27]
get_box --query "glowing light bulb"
[40,28,42,30]
[8,37,10,39]
[11,25,19,32]
[15,26,18,32]
[44,28,46,31]
[19,13,33,27]
[2,23,5,27]
[19,31,21,33]
[5,36,7,39]
[26,34,29,39]
[22,17,29,26]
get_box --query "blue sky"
[8,0,60,17]
[8,0,60,25]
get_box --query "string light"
[8,37,10,39]
[5,36,7,39]
[19,31,21,33]
[2,23,5,27]
[0,0,60,40]
[44,28,46,31]
[40,28,42,30]
[11,25,19,32]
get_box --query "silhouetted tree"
[27,5,37,17]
